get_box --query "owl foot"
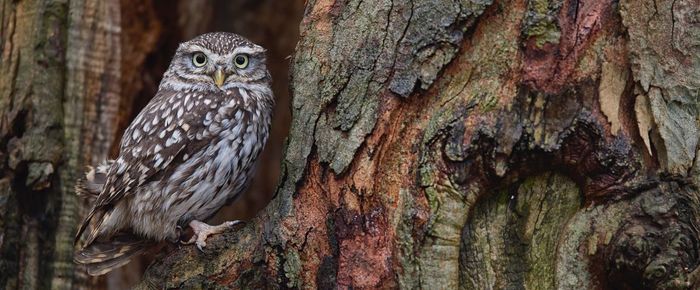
[184,220,243,251]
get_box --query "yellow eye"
[234,54,249,69]
[192,52,207,67]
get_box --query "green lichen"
[395,188,420,289]
[410,2,530,287]
[418,182,473,290]
[520,174,580,289]
[283,249,301,288]
[460,173,581,290]
[522,0,562,47]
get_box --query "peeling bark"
[1,0,697,289]
[137,0,700,289]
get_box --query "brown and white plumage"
[74,32,274,275]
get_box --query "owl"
[73,32,274,275]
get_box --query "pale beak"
[213,68,225,88]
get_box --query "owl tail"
[75,160,114,199]
[74,159,114,245]
[74,233,155,276]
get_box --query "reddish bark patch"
[329,96,404,289]
[212,259,256,286]
[300,0,335,34]
[290,157,336,287]
[335,207,393,288]
[522,0,615,93]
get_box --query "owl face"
[160,32,270,92]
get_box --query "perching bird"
[74,32,274,276]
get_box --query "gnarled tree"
[136,0,700,289]
[2,0,698,289]
[1,0,125,289]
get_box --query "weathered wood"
[0,0,148,289]
[63,1,124,289]
[1,0,696,288]
[1,1,69,289]
[138,0,700,289]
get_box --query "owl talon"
[173,225,190,244]
[181,235,196,245]
[188,220,243,251]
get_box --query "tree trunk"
[0,0,123,288]
[136,0,700,289]
[2,0,698,289]
[1,0,155,289]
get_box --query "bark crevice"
[127,0,700,288]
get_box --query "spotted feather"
[74,31,275,276]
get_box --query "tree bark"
[0,1,70,288]
[3,0,299,289]
[2,0,697,289]
[136,0,700,289]
[1,0,156,289]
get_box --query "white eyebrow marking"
[232,46,265,56]
[186,45,215,55]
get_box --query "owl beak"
[213,68,225,88]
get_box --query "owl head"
[160,32,271,92]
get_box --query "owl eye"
[192,52,207,67]
[233,54,249,69]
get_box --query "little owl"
[74,32,274,275]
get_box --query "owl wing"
[76,89,246,244]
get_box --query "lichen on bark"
[461,173,580,289]
[138,0,700,289]
[1,0,69,288]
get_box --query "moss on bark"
[133,0,700,288]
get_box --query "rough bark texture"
[136,0,700,289]
[0,1,69,288]
[0,0,125,289]
[1,0,698,289]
